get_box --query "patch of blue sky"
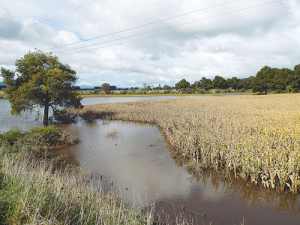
[74,32,87,42]
[38,19,63,30]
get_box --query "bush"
[0,129,25,146]
[53,109,77,124]
[0,127,77,157]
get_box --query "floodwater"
[1,97,300,224]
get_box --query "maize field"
[71,94,300,194]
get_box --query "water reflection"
[0,95,239,132]
[1,97,300,224]
[0,100,43,132]
[55,120,300,225]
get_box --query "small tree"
[163,85,171,90]
[101,83,111,94]
[0,51,82,125]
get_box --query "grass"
[0,126,190,224]
[71,94,300,194]
[0,127,158,224]
[0,155,155,224]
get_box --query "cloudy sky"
[0,0,299,88]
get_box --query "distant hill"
[0,82,7,86]
[79,85,94,89]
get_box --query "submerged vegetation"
[0,127,158,224]
[72,94,300,194]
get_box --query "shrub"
[53,109,77,124]
[0,127,77,157]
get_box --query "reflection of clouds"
[57,119,300,224]
[195,178,227,202]
[58,120,227,205]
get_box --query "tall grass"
[71,94,300,194]
[0,127,158,224]
[0,155,155,224]
[0,127,191,224]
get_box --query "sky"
[0,0,299,88]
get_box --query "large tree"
[175,79,190,93]
[212,75,227,89]
[252,66,275,94]
[199,77,212,91]
[1,51,82,125]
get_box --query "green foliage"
[0,127,77,157]
[175,79,190,93]
[101,83,111,94]
[199,77,212,91]
[226,77,240,91]
[212,75,228,89]
[252,65,300,94]
[53,109,77,124]
[162,84,171,90]
[0,51,82,125]
[93,89,101,95]
[0,129,25,146]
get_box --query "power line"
[44,0,242,50]
[0,1,295,63]
[52,0,282,55]
[0,0,243,61]
[59,3,297,57]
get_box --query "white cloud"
[0,0,299,86]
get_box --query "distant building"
[111,86,117,90]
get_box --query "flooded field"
[56,120,300,224]
[1,96,300,224]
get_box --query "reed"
[71,94,300,194]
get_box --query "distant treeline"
[175,63,300,94]
[71,63,300,95]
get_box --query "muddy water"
[1,98,300,224]
[55,120,300,225]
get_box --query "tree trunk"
[43,99,49,126]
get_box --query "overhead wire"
[0,1,296,63]
[51,0,283,55]
[58,2,297,57]
[0,0,242,62]
[39,0,243,50]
